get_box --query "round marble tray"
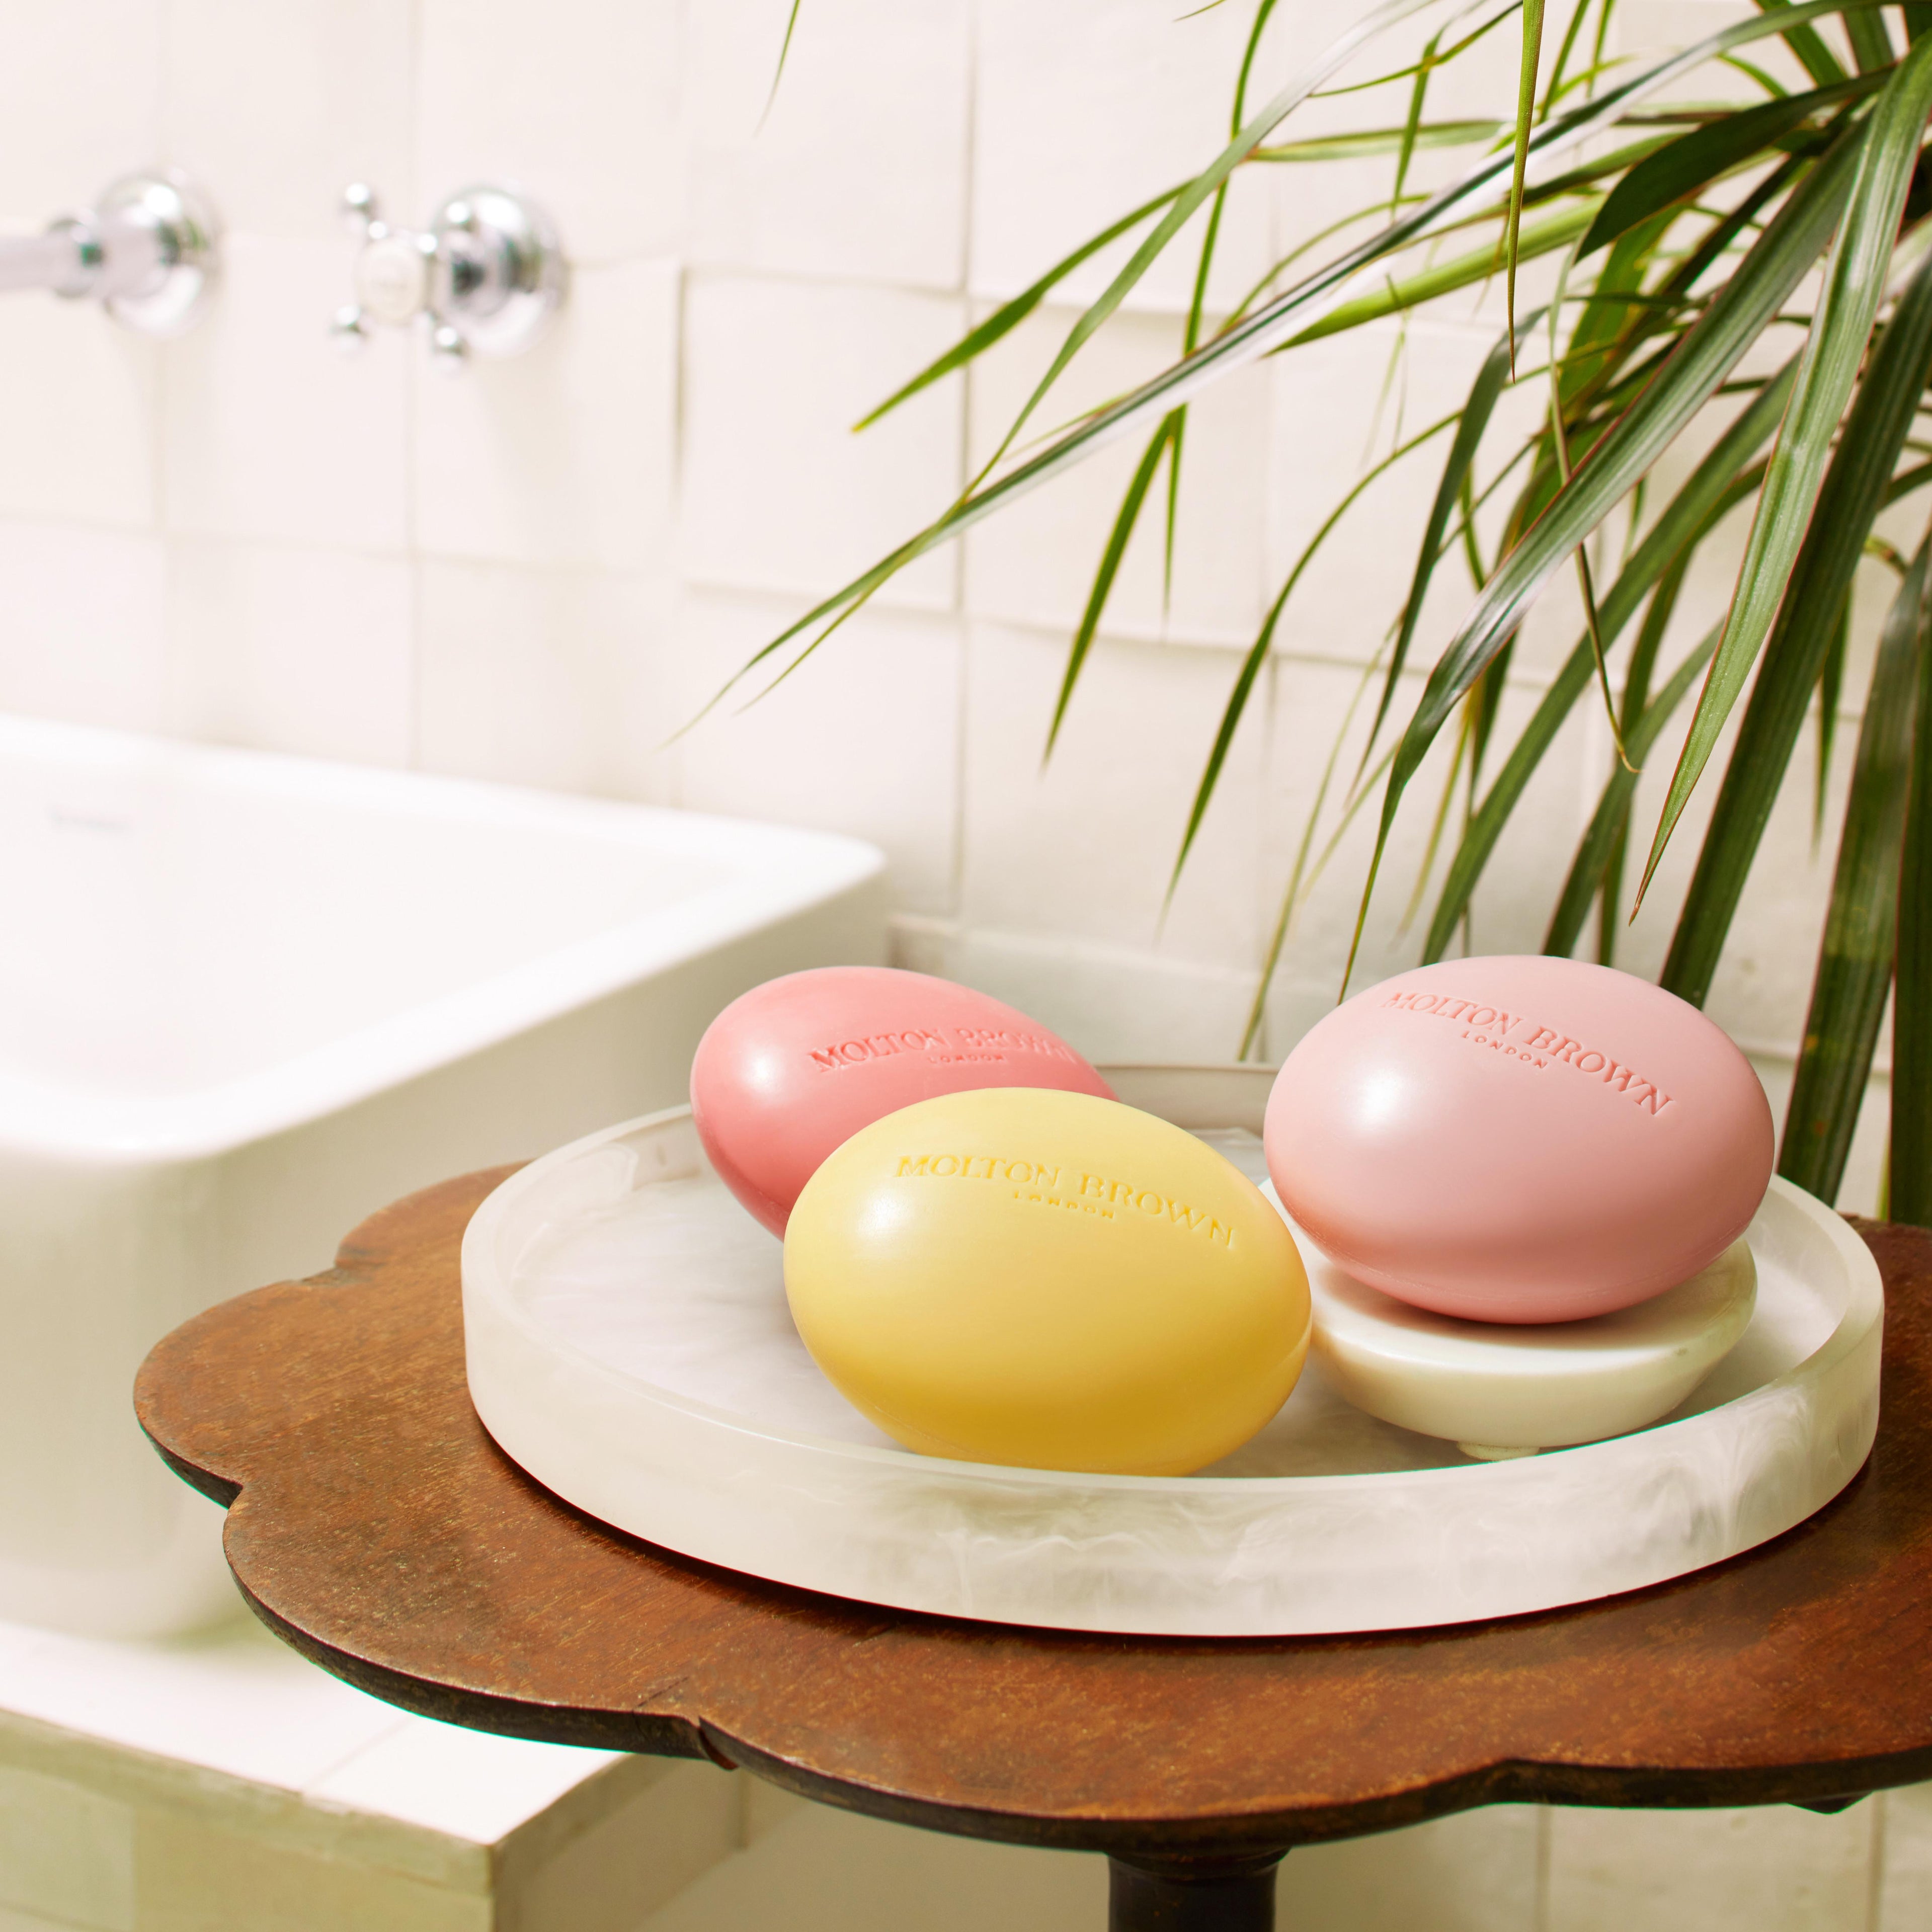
[460,1065,1884,1637]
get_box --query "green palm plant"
[718,0,1932,1227]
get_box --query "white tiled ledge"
[0,1603,740,1930]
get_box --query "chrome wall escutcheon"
[0,170,218,336]
[331,182,565,372]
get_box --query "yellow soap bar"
[783,1087,1312,1476]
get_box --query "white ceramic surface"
[0,712,884,1639]
[462,1066,1885,1637]
[1299,1220,1758,1457]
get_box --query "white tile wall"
[686,0,971,290]
[414,258,679,573]
[166,538,414,765]
[161,235,412,551]
[680,272,965,607]
[0,2,1918,1924]
[161,0,416,245]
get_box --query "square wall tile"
[1546,1801,1876,1932]
[0,0,160,225]
[961,624,1261,970]
[163,234,410,552]
[639,1796,1103,1932]
[163,0,414,244]
[0,1763,134,1931]
[509,1761,741,1932]
[1280,1804,1541,1932]
[687,0,969,290]
[1259,655,1591,1008]
[963,304,1269,648]
[416,559,676,800]
[0,522,166,732]
[1266,322,1501,671]
[0,293,157,529]
[1881,1781,1932,1930]
[680,274,964,608]
[945,928,1258,1066]
[670,590,960,915]
[166,538,413,766]
[417,0,682,266]
[415,259,677,574]
[971,0,1273,314]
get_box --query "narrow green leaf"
[1391,21,1442,221]
[853,183,1185,430]
[1657,169,1932,1004]
[1253,122,1504,165]
[1545,606,1718,957]
[1579,75,1879,257]
[757,0,804,132]
[700,0,1884,731]
[979,0,1445,480]
[1399,707,1473,931]
[1168,403,1468,893]
[1845,0,1895,69]
[1601,557,1697,959]
[1046,414,1179,758]
[1753,0,1851,86]
[1782,533,1929,1204]
[1540,0,1597,121]
[1505,0,1549,359]
[1286,201,1600,346]
[1364,316,1536,767]
[1467,640,1516,788]
[1421,463,1773,962]
[1896,531,1932,1226]
[1814,597,1849,839]
[1363,135,1861,986]
[1643,44,1932,924]
[1417,360,1800,960]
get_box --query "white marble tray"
[460,1066,1884,1637]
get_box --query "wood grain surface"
[135,1173,1932,1857]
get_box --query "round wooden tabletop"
[135,1170,1932,1861]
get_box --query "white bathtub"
[0,714,885,1638]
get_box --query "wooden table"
[135,1171,1932,1932]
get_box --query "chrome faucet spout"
[0,171,218,336]
[0,220,102,298]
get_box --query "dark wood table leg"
[1107,1850,1287,1931]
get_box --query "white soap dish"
[1282,1191,1759,1460]
[460,1066,1883,1638]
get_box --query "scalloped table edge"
[135,1167,1932,1862]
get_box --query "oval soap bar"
[1264,955,1774,1323]
[691,967,1113,1235]
[784,1086,1311,1475]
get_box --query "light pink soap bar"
[1264,956,1774,1323]
[691,967,1114,1236]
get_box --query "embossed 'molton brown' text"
[1381,989,1674,1116]
[810,1027,1082,1074]
[894,1153,1236,1247]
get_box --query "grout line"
[1534,1804,1552,1932]
[1868,1791,1889,1932]
[405,0,425,773]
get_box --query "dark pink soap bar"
[1264,955,1774,1323]
[691,967,1114,1235]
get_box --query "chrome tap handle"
[330,183,564,369]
